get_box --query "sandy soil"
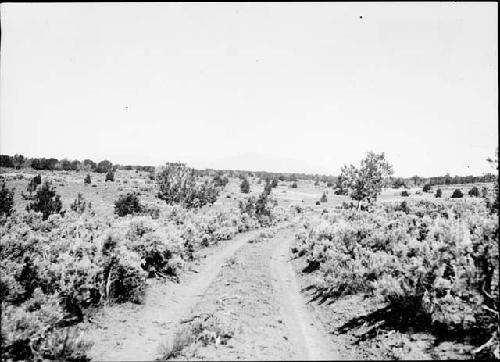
[87,224,341,361]
[163,225,339,361]
[87,228,264,361]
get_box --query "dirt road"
[88,225,339,360]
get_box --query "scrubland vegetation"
[291,151,499,359]
[0,163,286,361]
[0,150,498,360]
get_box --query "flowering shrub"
[292,199,499,358]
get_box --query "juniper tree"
[0,182,14,217]
[27,181,62,220]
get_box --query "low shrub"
[105,171,114,182]
[293,200,499,358]
[114,193,143,217]
[70,193,91,215]
[469,186,480,197]
[451,189,464,198]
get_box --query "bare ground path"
[162,225,340,361]
[87,228,264,361]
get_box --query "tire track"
[165,225,340,360]
[87,228,264,361]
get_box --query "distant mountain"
[191,152,330,175]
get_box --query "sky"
[0,2,497,177]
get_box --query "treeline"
[195,168,337,184]
[1,154,496,187]
[0,154,154,173]
[390,174,497,189]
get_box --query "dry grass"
[156,314,234,360]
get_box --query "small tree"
[213,174,229,188]
[96,160,113,174]
[70,193,91,214]
[337,151,394,209]
[435,188,442,198]
[0,182,15,217]
[451,189,463,198]
[468,186,480,197]
[240,178,250,194]
[320,191,328,203]
[27,181,62,220]
[271,178,278,188]
[105,171,115,182]
[291,182,298,189]
[12,154,25,169]
[26,177,38,195]
[84,174,91,185]
[239,180,276,225]
[114,192,143,216]
[423,184,432,193]
[83,159,97,172]
[401,190,410,197]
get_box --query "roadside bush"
[271,179,278,188]
[1,189,271,362]
[423,184,432,192]
[105,171,115,182]
[157,164,219,209]
[435,188,442,198]
[84,174,91,185]
[114,192,143,217]
[26,181,62,220]
[469,186,480,197]
[291,182,298,189]
[0,182,15,217]
[240,178,250,194]
[239,183,277,226]
[401,190,410,197]
[320,192,328,203]
[451,189,464,198]
[293,200,499,358]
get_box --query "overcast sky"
[1,3,497,177]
